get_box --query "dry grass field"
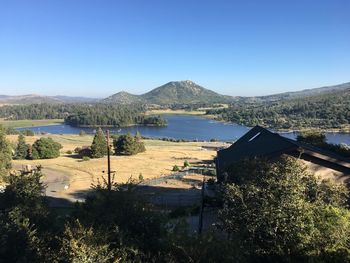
[7,134,216,200]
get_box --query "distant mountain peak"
[103,80,233,104]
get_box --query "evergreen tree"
[14,134,28,160]
[0,125,12,178]
[91,128,107,158]
[0,167,53,262]
[113,132,145,156]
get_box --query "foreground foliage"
[0,155,349,262]
[219,156,350,261]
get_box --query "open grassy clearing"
[8,134,216,200]
[0,118,64,128]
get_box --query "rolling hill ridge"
[103,80,234,104]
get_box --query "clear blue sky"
[0,0,349,97]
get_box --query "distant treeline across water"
[17,115,350,145]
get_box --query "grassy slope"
[0,118,64,128]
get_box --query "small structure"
[216,126,350,185]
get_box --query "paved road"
[13,165,75,207]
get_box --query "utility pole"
[106,130,111,192]
[198,176,205,234]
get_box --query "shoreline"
[9,115,350,135]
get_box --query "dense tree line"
[207,89,350,130]
[0,103,167,127]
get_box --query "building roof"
[216,126,350,174]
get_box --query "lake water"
[17,115,350,145]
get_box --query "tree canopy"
[113,133,146,156]
[219,156,350,261]
[91,128,108,158]
[31,137,62,159]
[14,134,28,160]
[207,89,350,131]
[0,103,167,128]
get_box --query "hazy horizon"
[1,79,350,99]
[1,0,349,97]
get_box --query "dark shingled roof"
[216,126,350,179]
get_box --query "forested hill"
[259,81,350,102]
[103,80,234,104]
[207,86,350,131]
[0,103,166,127]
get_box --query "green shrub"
[66,150,73,154]
[31,137,62,159]
[21,129,35,136]
[172,165,180,172]
[138,173,144,182]
[82,156,90,162]
[183,160,190,168]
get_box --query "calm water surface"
[17,115,350,145]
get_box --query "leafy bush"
[82,156,90,162]
[31,137,62,159]
[5,127,20,135]
[21,129,35,136]
[297,130,326,144]
[172,165,180,172]
[220,156,350,260]
[66,150,73,154]
[183,160,190,168]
